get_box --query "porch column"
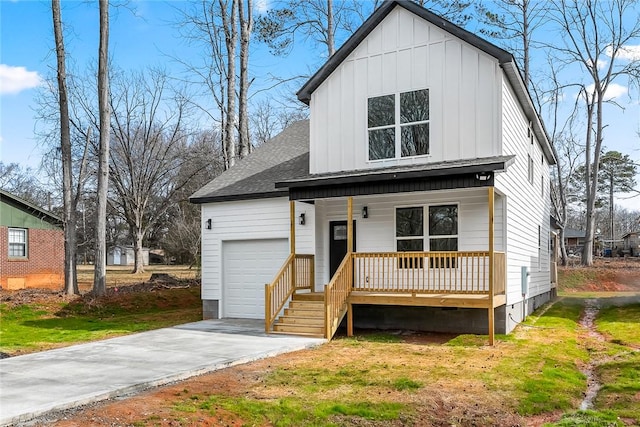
[488,187,495,346]
[347,197,353,254]
[290,200,296,255]
[347,196,353,337]
[290,200,296,290]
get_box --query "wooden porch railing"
[493,252,506,296]
[353,251,506,295]
[324,252,353,339]
[265,254,315,333]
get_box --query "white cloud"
[0,64,42,95]
[585,82,628,101]
[255,0,270,14]
[587,58,608,71]
[605,44,640,61]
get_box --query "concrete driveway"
[0,319,325,426]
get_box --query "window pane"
[369,128,395,160]
[401,123,429,157]
[429,238,458,251]
[429,205,458,236]
[400,89,429,123]
[396,207,423,237]
[333,225,347,241]
[397,239,424,251]
[368,95,395,127]
[9,229,25,243]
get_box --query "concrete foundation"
[202,299,220,319]
[504,289,557,333]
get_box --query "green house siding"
[0,200,62,230]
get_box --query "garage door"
[222,239,289,319]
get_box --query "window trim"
[394,203,459,268]
[8,227,28,259]
[367,88,431,162]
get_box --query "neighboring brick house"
[0,190,64,290]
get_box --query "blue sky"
[1,0,639,210]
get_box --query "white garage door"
[222,239,289,319]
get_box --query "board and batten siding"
[313,189,504,286]
[495,77,551,305]
[309,6,501,175]
[200,198,315,303]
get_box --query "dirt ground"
[10,258,640,427]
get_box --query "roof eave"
[277,157,514,189]
[189,190,289,205]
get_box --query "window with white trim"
[8,228,27,258]
[368,89,429,160]
[395,205,458,268]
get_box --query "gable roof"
[296,0,555,165]
[564,228,586,239]
[0,189,63,227]
[189,120,310,204]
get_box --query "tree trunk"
[238,0,252,159]
[52,0,79,296]
[132,225,145,274]
[220,0,238,169]
[326,0,334,57]
[93,0,110,296]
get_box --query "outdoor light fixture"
[299,213,306,225]
[362,206,368,218]
[206,219,212,230]
[475,172,492,181]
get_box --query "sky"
[1,0,639,211]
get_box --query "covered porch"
[266,157,513,344]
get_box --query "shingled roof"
[189,120,309,204]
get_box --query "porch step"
[273,323,325,336]
[272,295,325,338]
[292,292,324,302]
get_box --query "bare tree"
[238,0,253,157]
[548,0,640,265]
[52,0,82,295]
[477,0,547,90]
[108,69,210,273]
[94,0,110,295]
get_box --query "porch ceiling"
[276,155,515,200]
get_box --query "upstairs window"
[368,89,429,161]
[8,228,27,258]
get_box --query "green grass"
[487,299,589,416]
[545,410,625,427]
[592,302,640,423]
[557,269,599,291]
[174,395,405,426]
[0,287,201,355]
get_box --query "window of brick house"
[8,228,28,258]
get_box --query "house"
[107,245,150,266]
[622,231,640,256]
[0,190,64,290]
[190,0,557,343]
[564,228,585,254]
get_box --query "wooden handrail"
[352,251,506,295]
[265,254,315,333]
[324,252,353,339]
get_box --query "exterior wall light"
[475,172,492,181]
[299,213,306,225]
[362,206,368,218]
[206,219,212,230]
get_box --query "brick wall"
[0,226,64,290]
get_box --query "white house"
[190,0,556,343]
[107,245,150,266]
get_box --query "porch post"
[290,200,296,291]
[347,197,353,254]
[290,200,296,255]
[488,187,495,346]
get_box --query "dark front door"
[329,220,356,277]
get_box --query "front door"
[329,220,356,277]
